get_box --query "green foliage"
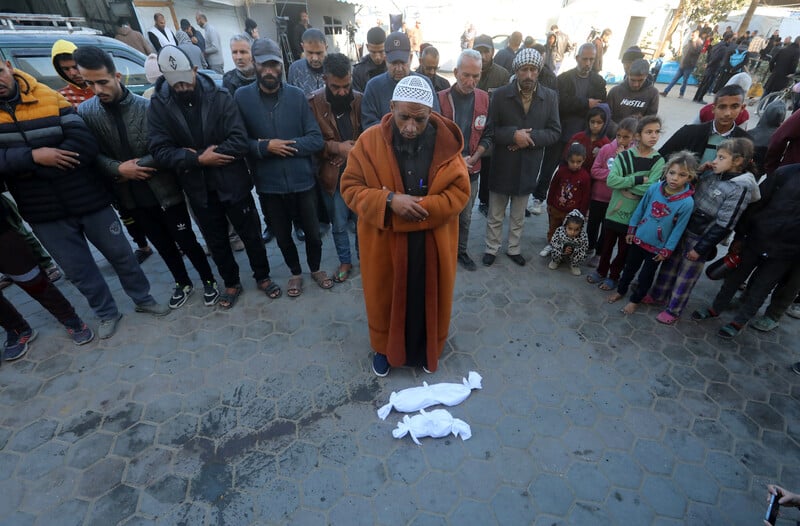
[684,0,749,25]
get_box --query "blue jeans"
[321,184,352,265]
[31,206,155,321]
[663,66,694,96]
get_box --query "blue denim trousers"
[31,206,155,321]
[321,184,352,265]
[664,66,694,96]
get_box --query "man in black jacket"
[660,84,751,165]
[0,61,168,340]
[148,46,275,309]
[532,42,607,213]
[693,33,733,103]
[352,26,386,92]
[75,46,220,310]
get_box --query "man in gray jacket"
[75,46,219,309]
[195,11,224,73]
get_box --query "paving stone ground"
[0,86,798,526]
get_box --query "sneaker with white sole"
[528,198,543,215]
[570,265,582,276]
[65,319,94,346]
[135,302,170,317]
[169,284,194,309]
[372,353,390,377]
[539,244,553,257]
[98,313,123,339]
[203,281,220,306]
[788,303,800,320]
[548,260,559,270]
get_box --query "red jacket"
[547,163,591,215]
[564,130,610,172]
[438,87,489,174]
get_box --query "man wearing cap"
[148,46,275,309]
[438,49,490,271]
[341,75,470,377]
[472,34,511,93]
[195,11,224,74]
[607,58,660,124]
[353,27,387,92]
[288,28,327,96]
[361,31,440,129]
[0,59,169,340]
[481,48,561,267]
[234,38,330,298]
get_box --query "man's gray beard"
[237,65,255,77]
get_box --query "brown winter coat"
[308,87,362,194]
[341,112,470,371]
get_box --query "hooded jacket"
[564,102,612,171]
[607,78,660,124]
[550,209,589,264]
[51,40,94,110]
[147,72,252,206]
[0,70,107,223]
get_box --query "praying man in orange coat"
[341,75,470,376]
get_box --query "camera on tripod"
[346,21,357,41]
[274,16,290,34]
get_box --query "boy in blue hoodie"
[608,151,697,313]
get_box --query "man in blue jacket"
[234,38,329,298]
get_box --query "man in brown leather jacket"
[308,53,362,283]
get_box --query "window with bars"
[323,15,343,35]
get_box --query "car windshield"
[12,51,149,92]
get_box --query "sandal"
[258,278,282,299]
[656,310,678,325]
[586,271,603,284]
[311,270,334,289]
[640,294,663,306]
[718,322,743,339]
[690,307,719,321]
[218,283,243,309]
[287,275,303,298]
[333,264,352,283]
[598,278,617,291]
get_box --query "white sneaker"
[548,260,559,270]
[539,244,553,257]
[570,265,582,276]
[529,199,543,215]
[788,303,800,320]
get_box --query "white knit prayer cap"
[392,76,434,109]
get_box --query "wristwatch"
[386,191,395,213]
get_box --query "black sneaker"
[372,353,390,377]
[482,253,496,266]
[457,252,477,271]
[262,227,274,244]
[5,327,36,361]
[169,283,193,309]
[203,281,220,306]
[135,247,153,264]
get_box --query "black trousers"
[587,199,608,252]
[128,203,215,287]
[118,207,148,248]
[478,156,492,205]
[693,67,719,102]
[191,192,270,288]
[259,189,322,276]
[712,246,794,326]
[617,244,662,303]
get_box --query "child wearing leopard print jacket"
[548,210,589,276]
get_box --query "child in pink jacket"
[588,117,637,266]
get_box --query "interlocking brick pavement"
[0,86,798,526]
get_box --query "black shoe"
[478,203,488,217]
[262,227,274,244]
[482,253,495,266]
[524,208,532,217]
[457,252,477,271]
[135,247,152,264]
[372,353,390,377]
[295,228,306,242]
[507,253,526,266]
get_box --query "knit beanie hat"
[512,48,543,73]
[392,75,434,108]
[144,53,161,83]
